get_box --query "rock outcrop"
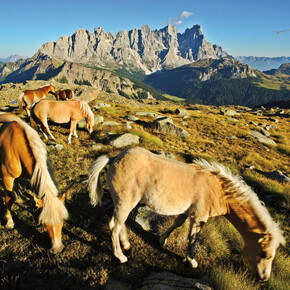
[38,24,227,74]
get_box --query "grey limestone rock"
[109,133,140,148]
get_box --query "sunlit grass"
[0,82,289,289]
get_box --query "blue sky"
[0,0,289,58]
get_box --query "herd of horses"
[0,85,285,281]
[18,85,94,143]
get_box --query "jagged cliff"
[38,24,227,74]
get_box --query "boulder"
[135,111,163,118]
[152,117,190,137]
[132,205,166,232]
[220,108,240,116]
[175,108,189,116]
[249,130,277,146]
[266,170,290,183]
[109,133,140,148]
[139,272,212,290]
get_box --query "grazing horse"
[0,113,68,253]
[30,99,95,143]
[88,147,285,281]
[54,89,74,101]
[18,85,55,116]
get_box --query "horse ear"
[34,196,43,208]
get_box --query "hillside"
[1,24,290,108]
[0,54,165,101]
[0,81,289,289]
[145,57,290,106]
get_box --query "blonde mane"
[17,119,68,225]
[193,159,285,245]
[79,101,94,125]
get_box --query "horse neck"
[225,197,267,243]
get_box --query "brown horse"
[18,85,55,116]
[54,89,74,101]
[88,147,285,281]
[30,99,95,143]
[0,113,68,253]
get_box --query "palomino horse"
[54,89,74,101]
[18,85,55,116]
[30,99,94,143]
[88,147,285,281]
[0,113,68,253]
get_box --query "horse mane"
[40,84,53,89]
[193,159,285,245]
[16,118,68,225]
[79,101,94,125]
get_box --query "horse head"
[34,193,66,253]
[243,233,284,281]
[85,108,95,134]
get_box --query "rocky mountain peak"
[37,24,228,75]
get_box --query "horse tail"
[29,106,39,131]
[17,119,68,225]
[18,92,24,110]
[88,155,112,206]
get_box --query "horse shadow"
[62,176,184,264]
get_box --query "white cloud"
[274,29,290,35]
[168,11,193,26]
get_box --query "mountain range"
[0,24,289,107]
[0,54,28,64]
[235,56,290,72]
[37,24,227,75]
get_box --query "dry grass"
[0,82,289,289]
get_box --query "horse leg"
[110,203,135,263]
[68,120,78,143]
[185,219,205,268]
[159,213,188,245]
[110,215,128,263]
[110,217,130,250]
[42,119,55,140]
[120,224,130,250]
[3,176,16,229]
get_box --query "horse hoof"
[51,244,64,254]
[123,241,131,251]
[5,220,14,229]
[159,237,167,246]
[184,257,198,268]
[119,255,128,263]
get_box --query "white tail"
[88,155,111,206]
[17,119,68,225]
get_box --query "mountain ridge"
[37,24,228,75]
[235,56,290,72]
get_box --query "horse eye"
[260,252,267,259]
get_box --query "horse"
[88,147,285,281]
[54,89,74,101]
[0,113,68,253]
[18,85,55,116]
[30,99,95,144]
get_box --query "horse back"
[23,88,46,105]
[108,147,227,218]
[0,121,34,179]
[33,99,82,123]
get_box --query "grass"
[163,93,185,102]
[0,82,289,289]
